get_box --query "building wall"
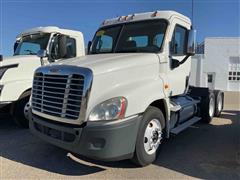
[190,37,240,92]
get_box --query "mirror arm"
[40,57,44,66]
[179,54,191,65]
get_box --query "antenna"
[191,0,194,29]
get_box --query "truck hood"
[52,53,160,75]
[1,55,39,66]
[0,55,42,83]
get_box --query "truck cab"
[0,26,85,127]
[29,11,224,166]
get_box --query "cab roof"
[100,10,191,27]
[17,26,83,39]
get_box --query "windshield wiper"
[24,49,36,55]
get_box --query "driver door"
[168,24,191,96]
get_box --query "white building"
[190,37,240,92]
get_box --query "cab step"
[170,116,201,135]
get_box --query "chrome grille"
[32,73,84,120]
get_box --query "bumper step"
[170,116,201,135]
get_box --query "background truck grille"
[32,73,84,120]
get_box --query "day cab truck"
[29,11,224,166]
[0,26,85,127]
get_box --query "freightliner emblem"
[49,68,61,74]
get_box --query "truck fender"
[10,89,31,115]
[148,98,171,138]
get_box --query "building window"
[228,56,240,82]
[208,74,213,83]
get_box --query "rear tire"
[13,96,30,128]
[131,106,165,167]
[201,92,215,123]
[214,90,224,117]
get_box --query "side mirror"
[58,35,67,58]
[0,55,3,62]
[187,29,196,55]
[37,49,47,58]
[87,41,92,54]
[14,42,19,53]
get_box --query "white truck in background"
[0,26,85,127]
[29,11,224,166]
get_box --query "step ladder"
[170,116,201,135]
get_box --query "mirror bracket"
[37,50,48,66]
[170,54,191,69]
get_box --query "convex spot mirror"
[187,29,196,55]
[37,49,48,58]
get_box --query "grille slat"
[32,73,84,120]
[32,97,81,108]
[34,80,84,87]
[32,89,82,97]
[32,102,81,113]
[32,94,82,102]
[33,84,83,92]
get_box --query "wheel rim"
[209,97,215,118]
[143,119,162,155]
[217,95,223,112]
[24,102,30,120]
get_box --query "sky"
[0,0,239,56]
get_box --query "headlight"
[88,97,127,121]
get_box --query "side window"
[50,35,77,60]
[96,35,113,53]
[171,25,187,55]
[66,37,76,58]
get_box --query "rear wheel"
[214,91,224,117]
[13,96,30,128]
[131,106,165,167]
[201,92,215,123]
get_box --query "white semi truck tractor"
[29,11,224,166]
[0,26,85,127]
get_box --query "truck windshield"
[90,20,167,54]
[14,33,50,55]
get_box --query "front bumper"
[29,110,142,161]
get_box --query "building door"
[207,73,215,90]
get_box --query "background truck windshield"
[14,33,50,55]
[90,20,167,54]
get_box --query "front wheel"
[131,106,165,167]
[13,96,30,128]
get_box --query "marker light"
[151,11,158,17]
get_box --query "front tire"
[13,96,30,128]
[132,106,165,167]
